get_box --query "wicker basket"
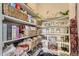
[3,3,28,21]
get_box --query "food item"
[15,3,21,10]
[10,3,16,8]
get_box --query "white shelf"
[58,50,69,55]
[42,15,70,56]
[42,33,69,35]
[43,15,69,22]
[3,15,41,28]
[49,49,58,55]
[3,37,27,44]
[20,3,40,18]
[48,49,69,55]
[3,35,39,44]
[56,42,69,45]
[42,25,70,28]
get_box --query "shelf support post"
[0,3,3,56]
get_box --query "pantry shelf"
[3,35,40,44]
[20,3,40,18]
[56,42,69,45]
[43,15,69,22]
[42,25,70,28]
[42,15,70,56]
[42,33,69,35]
[3,15,41,28]
[58,50,69,55]
[49,49,58,55]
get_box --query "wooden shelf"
[3,15,41,28]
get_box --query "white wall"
[37,3,69,18]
